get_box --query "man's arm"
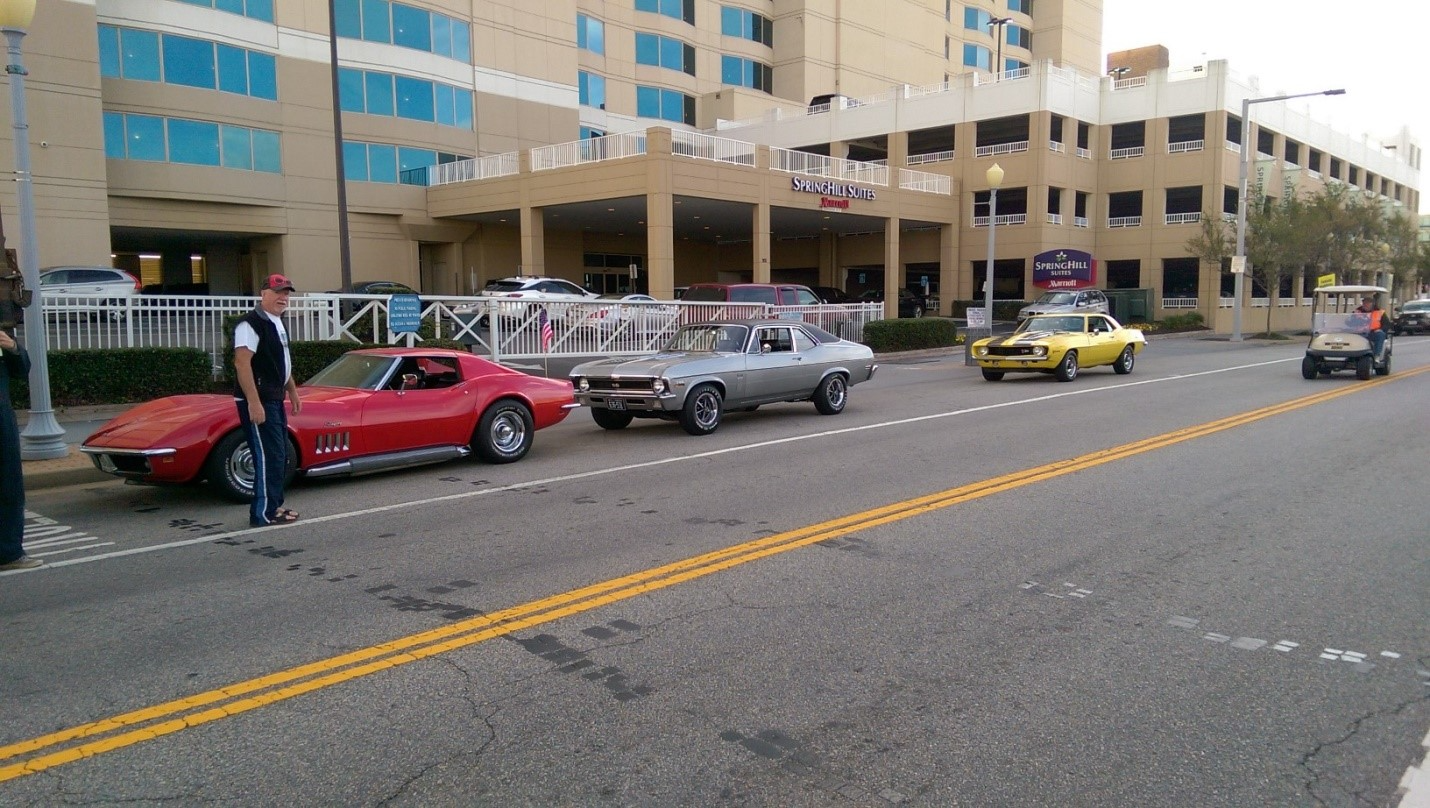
[234,347,266,425]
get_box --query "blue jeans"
[1368,330,1386,357]
[237,398,288,526]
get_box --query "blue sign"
[388,294,422,334]
[1032,249,1097,289]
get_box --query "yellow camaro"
[970,312,1146,382]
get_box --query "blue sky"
[1102,0,1428,213]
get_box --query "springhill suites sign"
[791,177,877,201]
[1032,249,1097,289]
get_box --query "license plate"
[605,398,626,411]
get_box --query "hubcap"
[828,378,847,408]
[491,412,527,453]
[229,443,256,493]
[695,392,720,428]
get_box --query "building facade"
[0,0,1420,327]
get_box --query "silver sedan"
[569,319,878,435]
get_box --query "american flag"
[538,307,553,352]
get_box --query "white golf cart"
[1301,285,1392,380]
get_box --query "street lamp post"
[0,0,65,459]
[1232,87,1344,341]
[984,162,1004,344]
[987,17,1011,80]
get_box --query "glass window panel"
[174,0,206,7]
[398,147,434,172]
[635,33,658,66]
[252,129,280,172]
[103,112,126,158]
[636,85,660,118]
[577,13,589,50]
[391,4,430,50]
[163,35,216,89]
[248,52,276,99]
[98,25,121,78]
[432,14,451,57]
[369,144,398,182]
[660,89,681,122]
[216,0,244,16]
[220,125,252,169]
[126,114,166,161]
[343,142,369,181]
[660,36,681,69]
[168,119,221,165]
[361,0,390,43]
[452,21,470,62]
[721,55,740,85]
[963,43,989,69]
[216,44,248,95]
[335,0,362,38]
[588,16,604,54]
[435,84,455,126]
[721,6,740,35]
[245,0,274,22]
[120,29,161,82]
[635,0,658,12]
[339,68,366,112]
[394,75,434,121]
[366,71,394,115]
[454,89,472,129]
[660,0,680,19]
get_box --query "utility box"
[1105,288,1153,322]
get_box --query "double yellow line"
[2,368,1420,782]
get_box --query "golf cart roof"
[1315,285,1388,295]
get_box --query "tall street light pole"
[987,17,1011,80]
[1,0,66,459]
[1232,87,1344,341]
[984,162,1004,344]
[326,0,352,290]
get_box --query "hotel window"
[720,6,772,46]
[963,43,990,70]
[721,56,772,92]
[580,126,607,140]
[343,141,466,185]
[577,14,605,54]
[1007,0,1031,12]
[636,85,695,125]
[964,7,991,31]
[338,68,472,129]
[635,0,694,25]
[103,112,281,172]
[174,0,273,23]
[99,26,277,100]
[1006,24,1031,48]
[579,71,606,109]
[636,33,696,75]
[334,0,471,63]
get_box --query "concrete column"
[646,128,676,299]
[883,220,900,320]
[753,200,771,283]
[939,224,957,316]
[519,206,545,276]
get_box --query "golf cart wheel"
[1355,355,1372,380]
[1300,356,1318,380]
[1375,354,1391,376]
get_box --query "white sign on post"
[1230,255,1247,274]
[966,307,988,329]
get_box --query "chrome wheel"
[490,410,527,454]
[679,384,723,436]
[475,401,534,463]
[813,374,848,415]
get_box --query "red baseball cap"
[262,273,296,292]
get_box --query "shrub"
[861,317,959,352]
[9,347,213,409]
[1160,312,1205,330]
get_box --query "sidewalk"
[16,403,133,492]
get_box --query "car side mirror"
[760,343,772,354]
[401,373,419,389]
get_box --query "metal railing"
[1167,140,1204,154]
[1048,141,1065,153]
[1046,213,1063,224]
[1164,212,1201,224]
[1112,76,1147,90]
[530,132,648,171]
[897,168,951,194]
[427,153,520,186]
[670,131,756,166]
[769,148,889,185]
[1107,216,1142,228]
[1109,146,1145,159]
[1074,216,1089,228]
[1076,147,1091,159]
[906,150,954,165]
[1225,140,1242,154]
[972,213,1027,227]
[1161,297,1199,308]
[974,141,1030,158]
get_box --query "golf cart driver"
[1301,285,1393,381]
[1349,295,1389,361]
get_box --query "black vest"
[233,308,289,402]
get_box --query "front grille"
[588,378,656,393]
[988,346,1039,357]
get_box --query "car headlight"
[574,377,589,392]
[652,378,668,394]
[974,346,987,357]
[1033,346,1047,357]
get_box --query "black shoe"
[0,555,44,570]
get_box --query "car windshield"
[483,281,527,293]
[1035,292,1077,305]
[1402,301,1430,312]
[304,354,398,390]
[1020,316,1081,333]
[666,324,748,353]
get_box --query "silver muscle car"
[569,319,878,435]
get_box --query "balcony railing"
[670,131,756,166]
[1167,140,1204,154]
[1110,146,1145,160]
[1164,212,1201,224]
[1046,213,1063,225]
[972,213,1027,227]
[770,148,889,185]
[1112,76,1148,90]
[428,152,520,186]
[1074,216,1089,228]
[1076,147,1091,159]
[907,150,954,165]
[1048,140,1066,153]
[1107,216,1142,228]
[1225,140,1242,154]
[898,168,951,194]
[1162,297,1199,309]
[974,140,1030,158]
[531,132,647,170]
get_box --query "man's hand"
[288,388,302,415]
[248,399,266,426]
[0,330,15,352]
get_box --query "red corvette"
[81,348,576,501]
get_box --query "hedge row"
[861,317,960,352]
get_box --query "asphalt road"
[3,336,1428,806]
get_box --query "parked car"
[81,348,576,501]
[970,312,1146,382]
[1016,289,1109,322]
[681,283,854,334]
[569,319,877,435]
[811,286,854,304]
[569,293,680,337]
[326,280,424,320]
[1300,285,1392,380]
[39,266,142,320]
[857,288,927,318]
[452,275,600,332]
[1392,299,1430,335]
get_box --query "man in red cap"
[232,274,302,525]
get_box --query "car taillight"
[126,272,141,291]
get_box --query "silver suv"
[453,275,600,326]
[1017,289,1108,322]
[39,266,142,320]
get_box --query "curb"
[23,461,111,493]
